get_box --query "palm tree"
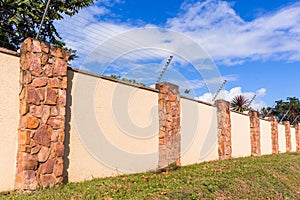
[230,95,250,112]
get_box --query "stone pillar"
[284,121,292,153]
[215,100,232,160]
[249,111,261,156]
[270,116,279,154]
[295,125,300,152]
[156,82,181,169]
[16,38,68,190]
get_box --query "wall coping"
[69,67,218,108]
[68,67,159,93]
[0,47,20,57]
[180,95,215,107]
[68,67,299,129]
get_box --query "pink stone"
[40,159,55,174]
[20,54,29,70]
[31,145,41,155]
[26,86,41,105]
[58,89,66,106]
[20,38,32,54]
[41,42,49,53]
[20,70,32,84]
[47,116,65,129]
[39,174,56,188]
[53,158,63,177]
[32,40,41,53]
[36,87,45,101]
[56,48,63,58]
[41,105,51,124]
[53,58,67,76]
[24,170,38,191]
[57,129,65,143]
[51,131,59,142]
[38,146,50,162]
[50,106,59,116]
[23,157,38,170]
[28,53,42,76]
[30,105,43,118]
[53,143,64,157]
[44,64,53,77]
[45,88,58,105]
[41,53,48,65]
[32,77,47,87]
[59,107,65,116]
[33,124,51,147]
[48,78,60,88]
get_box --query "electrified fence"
[0,39,299,192]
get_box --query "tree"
[261,97,300,124]
[259,107,273,118]
[110,74,145,86]
[0,0,94,51]
[230,95,250,112]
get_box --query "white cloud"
[197,87,267,110]
[53,0,300,99]
[56,0,300,68]
[167,0,300,64]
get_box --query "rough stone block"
[45,87,58,105]
[53,58,67,76]
[44,64,53,77]
[32,40,41,53]
[20,100,29,116]
[53,158,63,177]
[38,146,50,162]
[39,174,56,188]
[48,77,60,88]
[47,116,65,130]
[40,159,55,174]
[33,124,51,147]
[28,53,42,76]
[32,77,47,87]
[20,70,32,84]
[23,157,38,170]
[23,115,40,129]
[18,129,31,145]
[26,86,41,105]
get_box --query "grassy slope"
[1,153,300,200]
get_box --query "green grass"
[1,153,300,199]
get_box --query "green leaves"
[230,95,250,112]
[261,97,300,124]
[0,0,94,51]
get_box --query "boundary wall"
[0,39,299,191]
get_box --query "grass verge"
[1,153,300,199]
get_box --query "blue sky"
[56,0,300,109]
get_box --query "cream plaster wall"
[67,71,159,182]
[291,127,296,152]
[260,119,272,155]
[278,124,287,153]
[180,98,218,165]
[231,112,251,157]
[0,52,19,191]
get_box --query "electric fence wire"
[1,1,170,63]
